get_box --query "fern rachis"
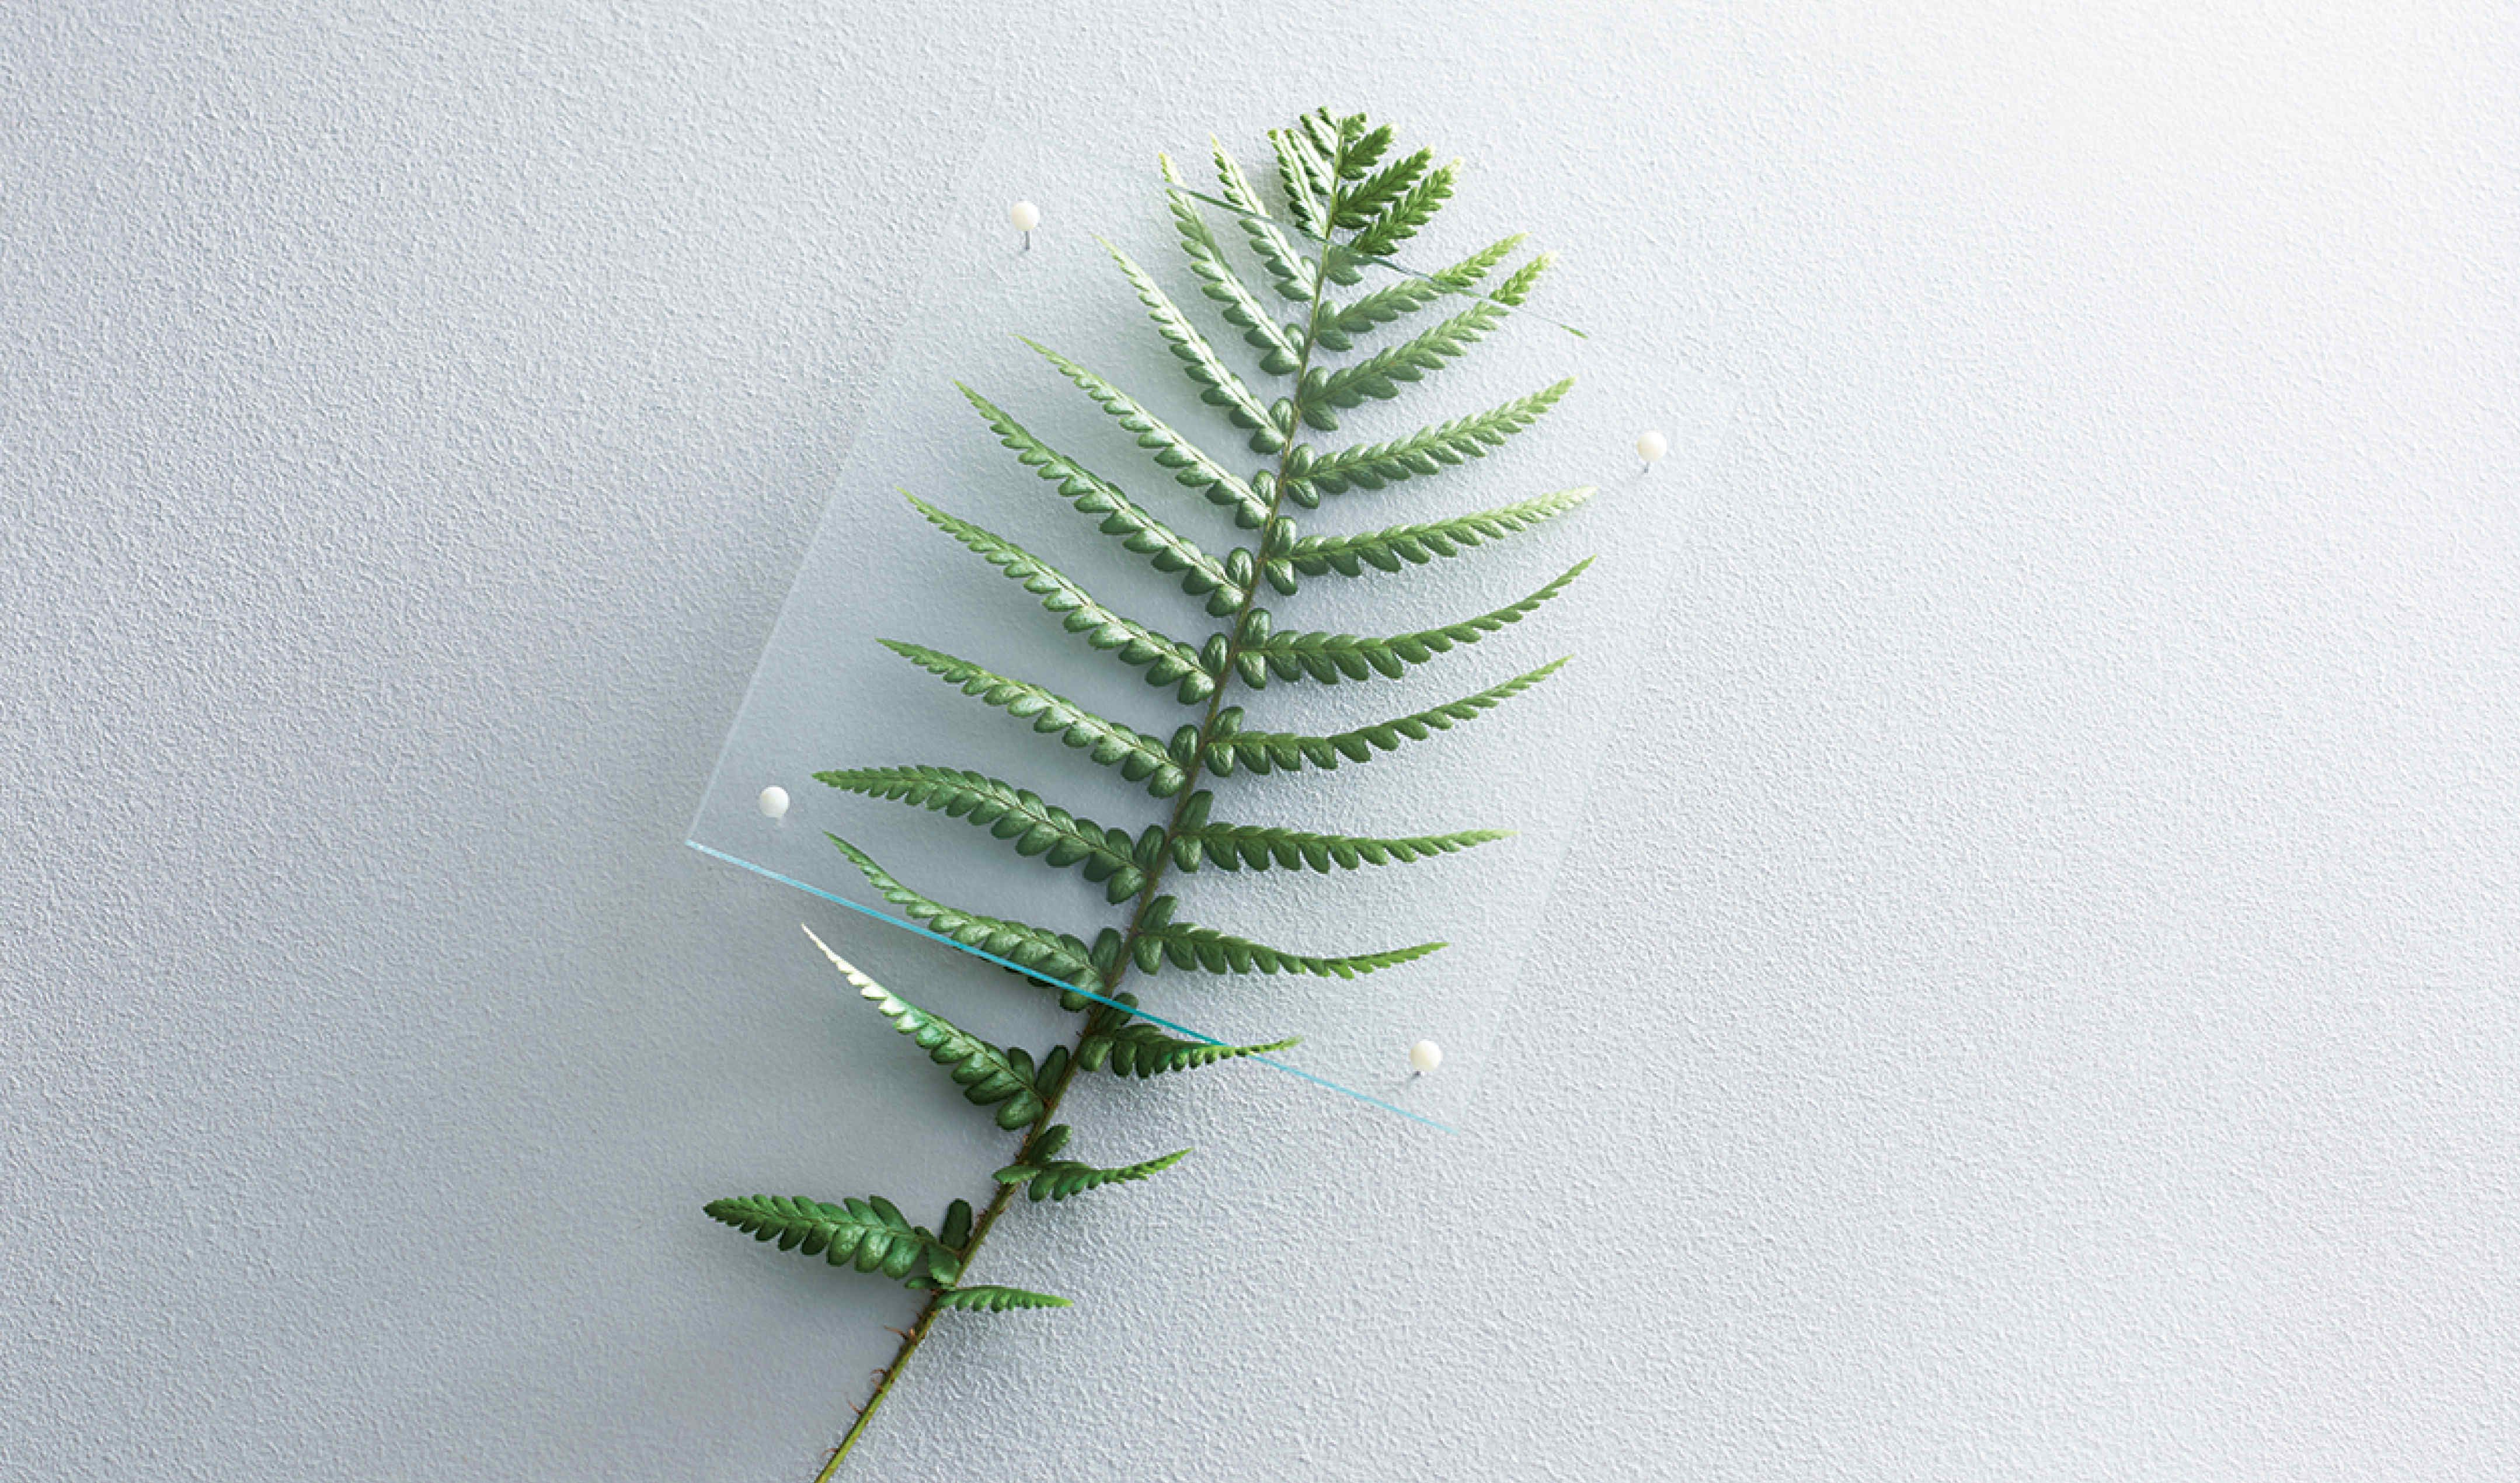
[706,109,1592,1479]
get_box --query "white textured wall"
[5,4,2514,1479]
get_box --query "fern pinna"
[708,109,1595,1477]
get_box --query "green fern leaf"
[802,927,1047,1128]
[1268,127,1328,235]
[993,1146,1191,1202]
[1487,250,1553,308]
[1242,558,1591,685]
[876,640,1187,798]
[932,1284,1071,1313]
[1290,487,1595,577]
[1339,120,1394,179]
[827,834,1097,992]
[1204,659,1568,777]
[1304,290,1532,426]
[1101,242,1283,452]
[1175,823,1509,874]
[1332,147,1429,229]
[817,767,1149,904]
[1159,154,1301,373]
[1136,922,1444,979]
[956,384,1241,610]
[904,493,1216,704]
[1293,378,1574,498]
[1077,1014,1302,1078]
[1018,339,1269,530]
[1125,897,1442,979]
[1208,137,1311,303]
[1350,158,1456,258]
[703,1194,962,1286]
[1316,235,1521,351]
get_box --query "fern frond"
[827,834,1097,991]
[704,1195,962,1287]
[1102,242,1283,452]
[993,1147,1191,1203]
[1018,339,1268,530]
[1488,250,1553,307]
[1339,120,1394,179]
[1204,659,1569,777]
[1306,291,1525,424]
[904,493,1216,704]
[1125,897,1442,979]
[877,640,1188,798]
[1159,154,1300,373]
[1290,487,1595,577]
[1175,823,1509,874]
[1242,558,1592,685]
[1268,127,1328,235]
[816,767,1149,904]
[1136,924,1445,979]
[956,385,1241,610]
[1316,235,1521,351]
[1293,378,1574,498]
[1350,158,1456,257]
[1077,1015,1302,1078]
[802,927,1047,1128]
[1209,137,1310,303]
[932,1284,1071,1313]
[1332,147,1429,229]
[1300,109,1346,165]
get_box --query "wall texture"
[4,4,2514,1479]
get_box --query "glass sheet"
[691,127,1735,1129]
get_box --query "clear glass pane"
[690,127,1735,1128]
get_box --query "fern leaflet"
[955,385,1241,608]
[1174,823,1509,874]
[932,1285,1071,1313]
[805,927,1048,1128]
[1293,378,1574,497]
[817,767,1149,903]
[1350,158,1456,257]
[876,640,1187,797]
[827,834,1097,990]
[1018,339,1269,529]
[1203,659,1569,776]
[1242,558,1592,685]
[1102,242,1281,449]
[1317,235,1522,350]
[704,1195,963,1287]
[1159,153,1301,372]
[1077,1015,1303,1078]
[1290,487,1595,576]
[1207,136,1310,302]
[904,493,1216,702]
[993,1147,1191,1203]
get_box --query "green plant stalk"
[812,130,1355,1483]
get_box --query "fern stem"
[819,125,1349,1481]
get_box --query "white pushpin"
[1636,430,1669,469]
[1009,200,1039,252]
[1408,1039,1443,1076]
[757,785,790,821]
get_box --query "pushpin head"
[1408,1039,1444,1075]
[757,785,790,821]
[1636,430,1669,464]
[1008,201,1041,233]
